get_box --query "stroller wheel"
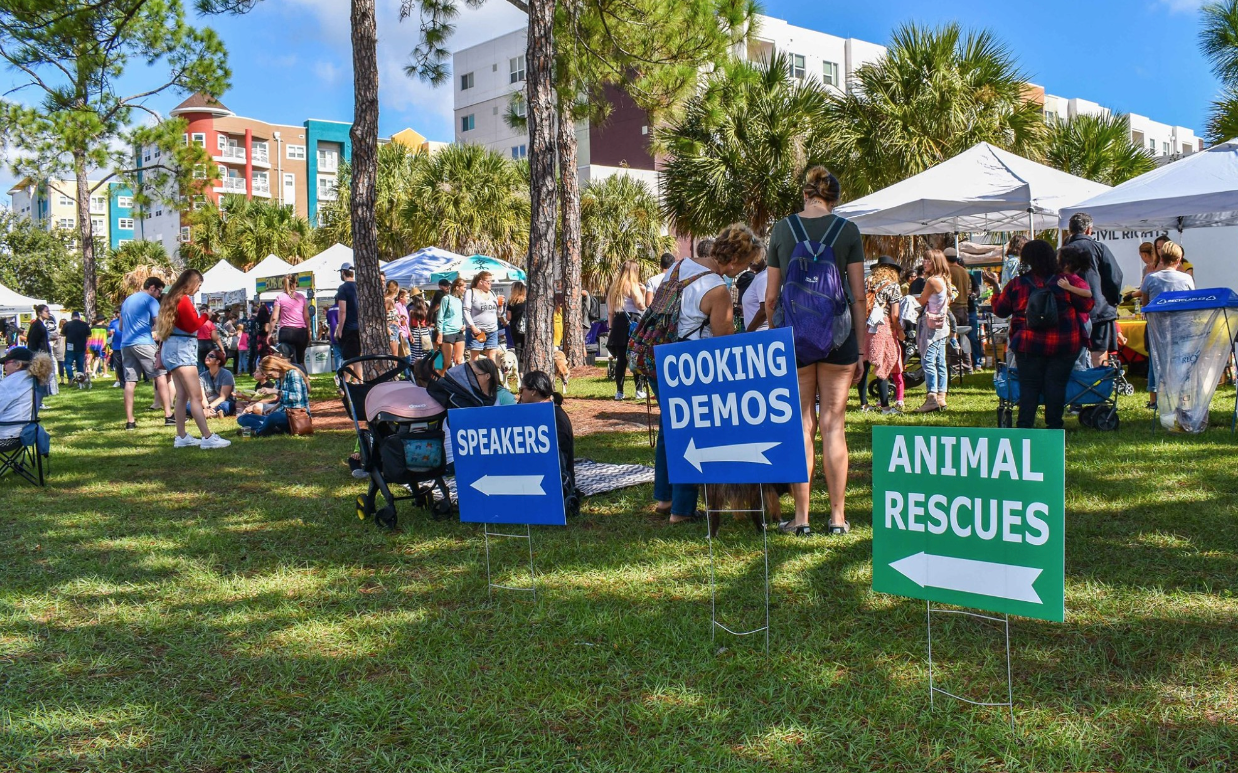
[867,380,882,399]
[1117,379,1135,396]
[432,498,453,518]
[1078,406,1097,428]
[904,368,926,389]
[1094,406,1120,432]
[996,406,1013,428]
[375,504,398,530]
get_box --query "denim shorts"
[466,328,500,351]
[161,334,199,371]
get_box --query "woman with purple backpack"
[763,166,868,537]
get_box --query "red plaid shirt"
[992,273,1093,357]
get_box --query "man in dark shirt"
[333,263,361,373]
[1065,213,1124,366]
[62,311,91,380]
[908,267,926,296]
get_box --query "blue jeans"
[650,381,699,516]
[238,350,249,373]
[968,310,982,367]
[237,408,289,436]
[923,338,948,394]
[65,349,86,379]
[211,399,235,417]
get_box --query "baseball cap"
[0,346,34,365]
[438,278,451,288]
[944,247,958,258]
[71,311,81,319]
[340,262,354,272]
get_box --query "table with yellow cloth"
[1117,318,1148,359]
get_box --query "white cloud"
[314,59,341,86]
[1155,0,1204,13]
[280,0,527,138]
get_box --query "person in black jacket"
[519,369,578,516]
[1065,212,1124,366]
[24,305,53,356]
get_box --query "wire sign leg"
[704,484,772,653]
[926,602,1016,729]
[483,523,538,601]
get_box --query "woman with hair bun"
[763,165,867,537]
[651,223,762,525]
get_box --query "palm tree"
[180,195,314,269]
[98,240,172,308]
[657,53,832,237]
[579,173,676,292]
[1045,112,1157,186]
[823,22,1047,198]
[402,143,530,263]
[1202,0,1238,143]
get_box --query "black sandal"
[827,520,851,536]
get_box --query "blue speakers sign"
[654,327,808,485]
[450,402,567,526]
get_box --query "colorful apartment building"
[7,177,135,250]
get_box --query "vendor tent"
[835,142,1111,235]
[198,259,252,296]
[0,281,45,315]
[246,253,295,279]
[1060,139,1238,231]
[384,247,466,287]
[429,254,526,284]
[296,243,355,295]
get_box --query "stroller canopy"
[365,382,446,423]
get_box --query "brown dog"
[553,350,571,393]
[703,483,788,538]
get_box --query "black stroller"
[339,355,453,529]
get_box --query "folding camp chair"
[0,382,48,487]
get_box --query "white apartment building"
[1036,88,1203,159]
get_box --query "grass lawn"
[2,368,1237,772]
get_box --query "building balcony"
[214,146,247,163]
[317,185,338,201]
[215,177,247,194]
[252,180,271,197]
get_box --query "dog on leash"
[72,371,93,390]
[500,348,521,392]
[703,482,790,538]
[553,350,570,393]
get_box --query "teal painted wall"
[304,119,353,225]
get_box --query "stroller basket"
[995,363,1122,431]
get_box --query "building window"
[317,174,338,200]
[91,217,105,231]
[144,151,151,162]
[461,71,474,90]
[509,56,525,84]
[57,194,72,207]
[461,114,475,132]
[118,239,132,246]
[287,144,306,160]
[217,134,227,150]
[1163,141,1170,155]
[90,195,107,213]
[1149,138,1156,151]
[513,97,527,119]
[154,147,161,158]
[191,133,205,147]
[154,207,163,217]
[117,196,133,209]
[511,144,527,160]
[118,218,134,230]
[56,217,74,229]
[179,226,191,242]
[792,54,806,79]
[822,61,839,87]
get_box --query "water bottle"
[1134,297,1142,317]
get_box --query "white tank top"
[676,257,726,340]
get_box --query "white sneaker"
[200,433,231,450]
[174,434,201,448]
[635,389,648,400]
[882,406,901,415]
[111,381,121,388]
[614,392,625,401]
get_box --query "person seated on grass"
[199,349,237,418]
[236,355,310,436]
[520,369,580,516]
[429,357,515,409]
[0,348,54,440]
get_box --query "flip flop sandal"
[669,510,705,524]
[827,521,851,536]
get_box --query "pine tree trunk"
[349,0,386,360]
[557,110,585,367]
[520,0,558,375]
[75,155,97,320]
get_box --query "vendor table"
[1117,317,1148,360]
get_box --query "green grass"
[2,369,1237,772]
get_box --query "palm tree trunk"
[557,109,584,367]
[521,0,558,375]
[349,0,386,359]
[74,154,97,320]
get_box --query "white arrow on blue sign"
[654,327,809,485]
[450,402,567,526]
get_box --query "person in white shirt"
[741,261,770,333]
[0,348,54,439]
[605,260,648,401]
[644,251,679,307]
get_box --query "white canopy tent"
[835,142,1111,236]
[0,281,46,316]
[246,254,295,280]
[295,243,388,298]
[1060,139,1238,231]
[198,259,252,297]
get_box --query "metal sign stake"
[704,484,771,653]
[926,601,1015,730]
[483,523,537,601]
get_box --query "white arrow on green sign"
[870,427,1065,622]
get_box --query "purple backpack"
[774,214,854,363]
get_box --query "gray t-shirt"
[200,367,236,401]
[462,289,499,332]
[767,214,865,280]
[1140,269,1195,305]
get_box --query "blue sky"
[0,0,1219,199]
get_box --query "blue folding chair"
[0,381,50,487]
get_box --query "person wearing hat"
[333,262,361,367]
[0,347,55,439]
[865,256,907,414]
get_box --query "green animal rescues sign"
[871,427,1065,622]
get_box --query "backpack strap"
[787,214,811,245]
[822,215,848,247]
